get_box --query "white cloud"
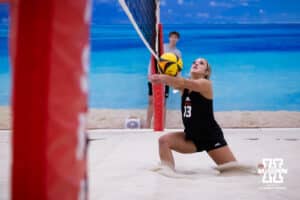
[167,9,173,14]
[209,1,233,8]
[239,0,261,6]
[209,1,216,6]
[197,12,210,18]
[226,0,260,7]
[241,2,249,6]
[209,0,260,8]
[161,0,167,6]
[1,17,8,24]
[177,0,184,5]
[259,9,264,14]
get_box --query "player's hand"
[149,74,162,84]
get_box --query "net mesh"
[119,0,164,131]
[119,0,158,57]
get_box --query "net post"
[10,0,89,199]
[153,23,165,131]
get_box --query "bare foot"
[214,161,262,175]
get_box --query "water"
[1,24,300,111]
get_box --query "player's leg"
[207,145,237,165]
[208,145,263,174]
[145,82,153,128]
[159,132,197,169]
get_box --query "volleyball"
[158,52,183,76]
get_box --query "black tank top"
[181,88,223,141]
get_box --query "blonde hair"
[204,59,211,80]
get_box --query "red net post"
[152,23,165,131]
[10,0,90,199]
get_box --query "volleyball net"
[118,0,159,59]
[119,0,165,131]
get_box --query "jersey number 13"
[183,105,192,118]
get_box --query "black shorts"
[184,133,228,152]
[148,82,169,98]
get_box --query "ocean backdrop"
[1,24,300,111]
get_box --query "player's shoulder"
[194,78,212,90]
[198,78,212,84]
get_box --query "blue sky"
[0,0,300,24]
[93,0,300,24]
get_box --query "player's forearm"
[159,75,184,89]
[158,74,209,94]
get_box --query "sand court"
[1,128,300,200]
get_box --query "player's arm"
[150,74,211,95]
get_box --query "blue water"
[1,24,300,111]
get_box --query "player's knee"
[148,97,153,104]
[159,135,170,147]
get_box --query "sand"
[0,107,11,130]
[1,106,300,130]
[1,128,300,200]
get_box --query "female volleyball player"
[150,58,237,171]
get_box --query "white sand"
[88,129,300,200]
[1,106,300,129]
[0,107,11,130]
[1,129,299,200]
